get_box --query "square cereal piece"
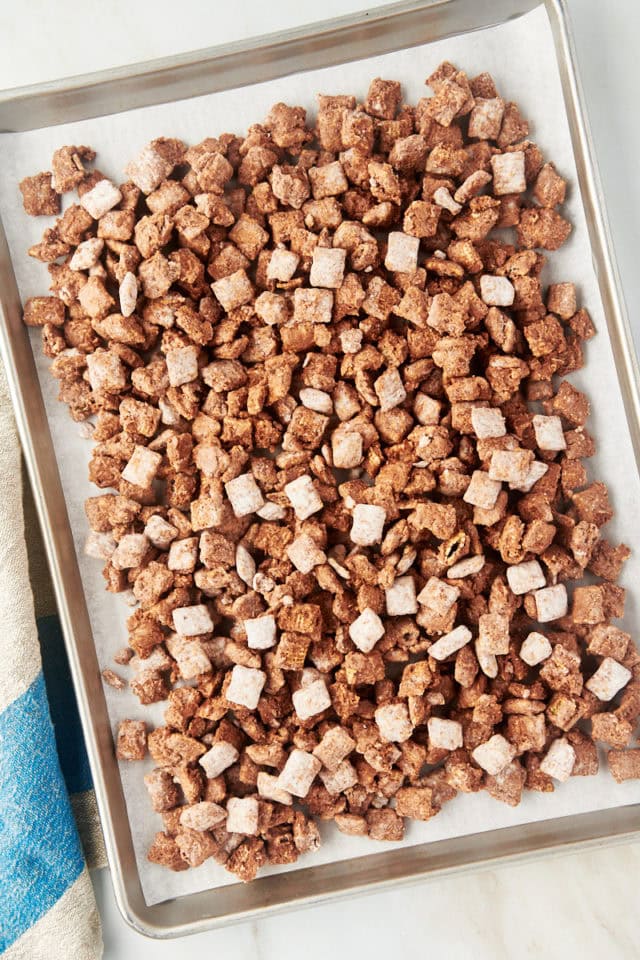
[180,802,227,831]
[166,345,199,387]
[472,734,515,776]
[591,713,633,749]
[226,796,259,836]
[384,232,420,273]
[463,470,501,509]
[19,172,60,216]
[23,296,65,327]
[478,613,510,655]
[374,368,407,412]
[365,77,401,120]
[310,247,346,288]
[225,472,264,517]
[417,577,460,614]
[257,772,293,805]
[491,152,526,195]
[121,445,162,488]
[506,560,546,596]
[351,503,386,546]
[489,449,533,485]
[111,533,149,570]
[145,514,178,549]
[226,664,267,709]
[313,727,356,771]
[533,583,568,622]
[586,658,632,702]
[287,534,326,574]
[276,749,321,798]
[374,702,413,743]
[547,282,577,320]
[429,624,472,660]
[349,607,385,653]
[480,275,515,306]
[427,717,463,751]
[608,750,640,783]
[126,144,174,193]
[471,406,506,439]
[245,615,277,650]
[199,741,239,778]
[293,287,334,323]
[167,537,198,572]
[332,428,363,469]
[284,474,323,519]
[468,98,505,140]
[533,414,566,451]
[165,634,211,679]
[211,269,254,311]
[267,247,300,282]
[292,678,332,720]
[520,631,552,666]
[385,576,418,616]
[80,179,122,220]
[510,460,549,493]
[173,603,214,636]
[116,719,146,761]
[319,760,359,795]
[540,738,575,782]
[308,161,349,199]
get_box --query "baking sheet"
[0,3,639,908]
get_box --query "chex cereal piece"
[427,717,463,751]
[447,556,485,578]
[180,802,226,831]
[284,475,323,519]
[293,287,333,323]
[490,152,526,195]
[506,560,546,595]
[540,738,576,782]
[384,232,420,273]
[520,631,552,666]
[468,97,505,139]
[375,702,413,743]
[533,414,566,451]
[166,344,198,387]
[112,534,149,570]
[292,679,332,720]
[173,604,214,636]
[332,428,363,468]
[257,772,293,805]
[349,607,385,653]
[313,727,356,771]
[480,275,515,306]
[287,534,326,573]
[199,741,239,778]
[489,450,532,485]
[310,247,346,288]
[510,460,549,493]
[267,247,300,282]
[144,514,178,549]
[211,269,254,311]
[122,445,161,488]
[351,503,386,546]
[126,144,174,193]
[547,282,577,319]
[608,751,640,783]
[385,576,418,616]
[226,797,260,836]
[301,388,333,414]
[168,537,198,572]
[225,472,264,517]
[245,615,277,650]
[478,613,510,655]
[586,658,632,702]
[471,406,506,439]
[226,665,266,709]
[277,749,321,798]
[116,719,146,761]
[417,577,460,613]
[374,368,407,411]
[80,179,122,219]
[166,634,211,679]
[463,470,501,509]
[533,584,568,622]
[472,734,516,776]
[429,625,472,660]
[320,761,359,795]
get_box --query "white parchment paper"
[0,4,639,907]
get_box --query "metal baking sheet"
[0,0,639,937]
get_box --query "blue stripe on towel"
[0,672,84,952]
[37,615,93,796]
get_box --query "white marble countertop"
[2,1,639,956]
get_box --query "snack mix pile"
[20,62,639,883]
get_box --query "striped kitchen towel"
[0,360,103,959]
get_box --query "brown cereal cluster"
[21,63,639,883]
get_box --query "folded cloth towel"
[0,360,102,959]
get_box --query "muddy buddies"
[19,61,640,883]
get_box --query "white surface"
[3,2,640,908]
[2,0,640,955]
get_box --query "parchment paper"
[0,4,639,907]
